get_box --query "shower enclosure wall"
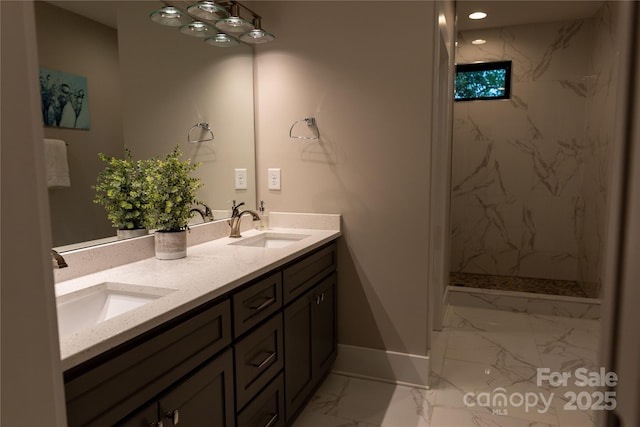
[450,3,620,299]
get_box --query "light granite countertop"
[56,220,340,371]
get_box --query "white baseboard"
[332,344,430,390]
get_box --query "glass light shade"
[215,16,254,34]
[204,33,240,47]
[179,21,213,38]
[149,6,188,26]
[186,1,229,21]
[239,28,275,44]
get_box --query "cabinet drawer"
[283,242,337,304]
[237,373,285,427]
[235,313,284,410]
[65,299,232,427]
[233,272,282,337]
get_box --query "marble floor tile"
[430,406,558,427]
[292,304,599,427]
[430,331,449,376]
[315,375,433,427]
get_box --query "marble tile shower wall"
[451,6,617,296]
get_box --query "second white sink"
[56,282,176,338]
[229,232,310,248]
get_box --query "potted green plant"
[142,146,202,259]
[93,148,147,240]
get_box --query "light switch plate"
[235,168,247,190]
[268,168,281,190]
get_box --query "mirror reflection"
[36,0,256,251]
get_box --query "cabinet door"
[311,273,337,382]
[283,292,313,422]
[159,349,235,427]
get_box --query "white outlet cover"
[268,168,281,190]
[235,168,247,190]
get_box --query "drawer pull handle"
[250,351,277,368]
[249,296,276,312]
[263,413,279,427]
[165,409,179,425]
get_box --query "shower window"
[454,61,512,101]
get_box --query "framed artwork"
[39,67,90,129]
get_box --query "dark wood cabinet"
[284,272,337,423]
[64,240,338,427]
[118,350,235,427]
[64,299,232,427]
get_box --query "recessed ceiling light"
[472,39,487,45]
[469,11,487,20]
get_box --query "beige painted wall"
[35,1,123,246]
[1,2,67,424]
[253,1,435,356]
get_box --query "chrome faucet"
[51,249,68,268]
[228,202,260,238]
[190,202,214,223]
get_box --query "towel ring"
[188,122,215,143]
[289,117,320,140]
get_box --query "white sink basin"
[56,282,176,338]
[229,232,310,248]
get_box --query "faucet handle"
[202,203,212,217]
[232,201,245,217]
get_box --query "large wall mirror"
[36,0,256,251]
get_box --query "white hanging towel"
[43,138,71,188]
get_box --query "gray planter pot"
[154,230,187,260]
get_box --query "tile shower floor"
[450,272,588,298]
[292,305,600,427]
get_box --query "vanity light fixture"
[149,6,188,26]
[239,17,275,44]
[468,11,487,20]
[150,1,274,47]
[205,33,240,47]
[179,21,213,37]
[186,1,229,21]
[214,3,254,34]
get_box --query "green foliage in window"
[455,69,507,100]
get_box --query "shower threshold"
[449,272,588,298]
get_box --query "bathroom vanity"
[55,215,340,427]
